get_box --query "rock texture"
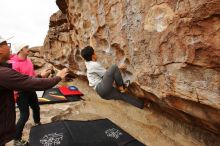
[38,0,220,136]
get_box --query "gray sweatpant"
[96,65,144,109]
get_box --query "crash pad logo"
[40,133,63,146]
[105,128,123,139]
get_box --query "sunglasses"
[7,43,11,48]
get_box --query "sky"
[0,0,59,47]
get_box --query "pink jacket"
[8,55,36,102]
[8,55,36,77]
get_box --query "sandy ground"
[6,78,220,146]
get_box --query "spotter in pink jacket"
[8,54,36,77]
[8,55,37,101]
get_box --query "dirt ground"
[6,78,220,146]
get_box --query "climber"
[0,35,68,146]
[81,46,144,109]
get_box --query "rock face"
[40,0,220,135]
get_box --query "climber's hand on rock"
[118,63,126,70]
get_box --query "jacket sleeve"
[0,66,61,91]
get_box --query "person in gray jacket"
[81,46,144,109]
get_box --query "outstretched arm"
[0,67,68,91]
